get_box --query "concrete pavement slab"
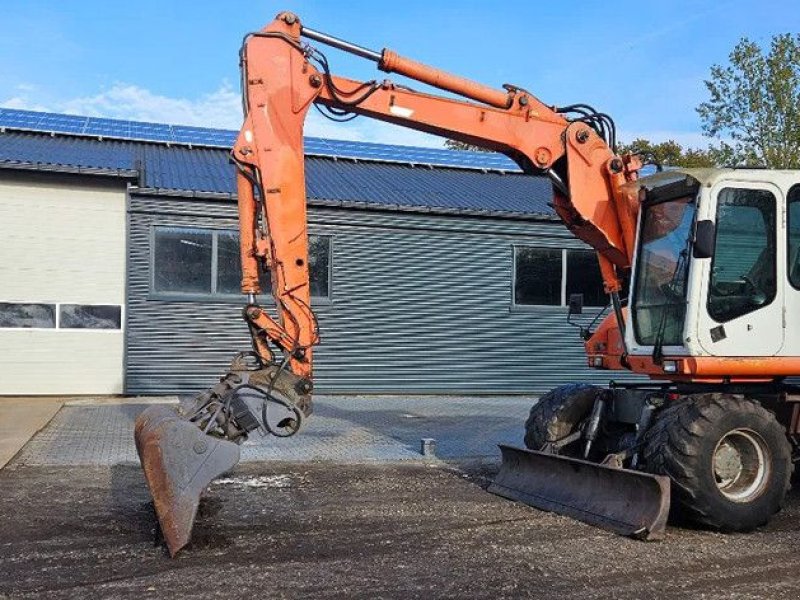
[11,395,534,467]
[64,396,179,406]
[0,397,63,469]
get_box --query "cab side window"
[708,187,777,323]
[788,186,800,289]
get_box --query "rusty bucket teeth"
[488,444,671,540]
[134,405,241,557]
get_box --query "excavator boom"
[135,12,669,556]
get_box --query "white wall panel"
[0,173,126,394]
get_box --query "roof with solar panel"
[0,108,521,171]
[0,107,557,218]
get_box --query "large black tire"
[641,394,792,532]
[524,383,601,457]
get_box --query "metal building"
[0,108,639,396]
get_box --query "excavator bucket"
[488,445,670,540]
[134,405,241,557]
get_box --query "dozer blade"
[134,405,241,557]
[488,444,670,540]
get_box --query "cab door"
[697,182,785,356]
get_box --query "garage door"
[0,173,126,395]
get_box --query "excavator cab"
[626,168,791,363]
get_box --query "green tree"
[698,33,800,168]
[449,135,719,167]
[617,138,717,168]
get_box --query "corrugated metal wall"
[126,195,644,395]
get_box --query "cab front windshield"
[632,196,696,346]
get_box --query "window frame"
[630,194,697,347]
[151,225,215,296]
[59,303,124,331]
[787,184,800,291]
[510,244,563,309]
[0,302,57,330]
[0,301,124,332]
[511,244,607,309]
[706,186,778,323]
[565,247,608,309]
[149,225,333,305]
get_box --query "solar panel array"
[0,108,520,172]
[302,137,519,171]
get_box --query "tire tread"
[524,383,599,452]
[642,394,792,531]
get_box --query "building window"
[0,302,122,330]
[309,235,331,299]
[152,227,331,300]
[566,249,606,307]
[0,302,56,328]
[59,304,122,330]
[153,228,213,294]
[513,246,607,307]
[514,247,562,305]
[216,231,271,296]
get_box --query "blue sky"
[1,0,798,148]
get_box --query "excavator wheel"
[641,394,793,532]
[524,383,602,457]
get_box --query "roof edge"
[0,159,139,180]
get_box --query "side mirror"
[693,220,715,259]
[568,293,584,315]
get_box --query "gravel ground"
[1,461,800,599]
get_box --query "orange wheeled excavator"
[135,12,800,556]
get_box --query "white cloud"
[1,82,242,128]
[59,83,243,129]
[3,82,716,150]
[1,81,443,147]
[1,96,49,112]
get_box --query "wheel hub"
[712,429,770,502]
[714,441,743,482]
